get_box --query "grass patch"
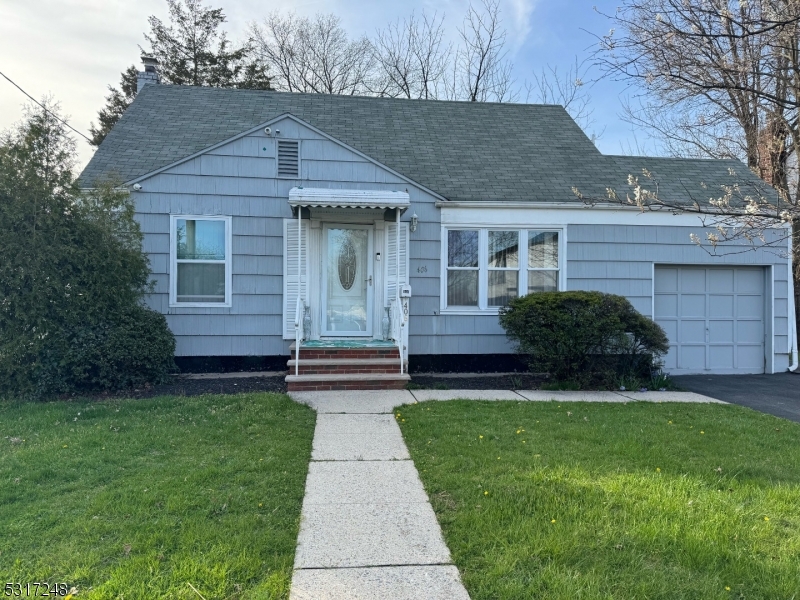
[1,393,315,599]
[398,401,800,599]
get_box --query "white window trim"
[169,214,233,308]
[276,139,301,179]
[440,224,567,314]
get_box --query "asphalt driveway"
[672,372,800,422]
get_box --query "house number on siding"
[417,266,427,273]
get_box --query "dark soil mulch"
[408,372,546,390]
[57,371,549,402]
[59,375,288,401]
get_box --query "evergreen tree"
[90,0,270,147]
[1,102,175,396]
[89,66,138,147]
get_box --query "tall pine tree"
[89,66,138,147]
[90,0,270,147]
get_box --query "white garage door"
[654,266,765,374]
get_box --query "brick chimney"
[137,55,161,93]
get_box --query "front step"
[288,358,401,375]
[286,341,408,391]
[290,348,400,360]
[286,373,410,391]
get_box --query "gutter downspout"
[788,223,798,371]
[788,273,798,372]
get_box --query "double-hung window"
[170,215,232,307]
[527,230,559,293]
[443,227,562,311]
[446,230,480,307]
[488,231,520,307]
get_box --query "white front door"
[322,225,374,336]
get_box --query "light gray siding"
[416,219,792,369]
[566,224,790,371]
[135,116,441,356]
[132,116,792,370]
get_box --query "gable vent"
[277,140,300,177]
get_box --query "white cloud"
[505,0,537,51]
[0,0,539,168]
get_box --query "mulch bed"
[409,373,546,390]
[58,372,548,401]
[58,375,288,401]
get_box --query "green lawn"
[0,393,316,600]
[398,401,800,600]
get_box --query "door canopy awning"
[289,187,410,211]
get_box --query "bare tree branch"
[526,57,602,139]
[573,168,794,256]
[372,11,451,100]
[251,12,374,95]
[455,0,516,102]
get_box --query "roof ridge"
[143,83,569,110]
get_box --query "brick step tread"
[294,369,402,376]
[288,382,409,391]
[291,347,400,353]
[289,342,399,351]
[285,373,410,383]
[287,358,400,367]
[293,366,403,374]
[292,353,401,361]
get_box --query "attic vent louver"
[277,140,300,177]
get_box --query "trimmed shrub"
[0,104,176,398]
[34,305,176,396]
[498,291,669,386]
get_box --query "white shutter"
[386,222,409,301]
[283,219,309,339]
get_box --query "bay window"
[170,215,232,307]
[443,227,562,311]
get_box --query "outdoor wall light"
[410,213,418,232]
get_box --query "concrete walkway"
[289,390,470,600]
[288,388,722,599]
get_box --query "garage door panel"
[681,269,706,289]
[737,295,763,318]
[654,268,679,292]
[680,345,706,369]
[709,295,734,318]
[737,320,763,340]
[709,345,734,369]
[655,294,678,317]
[708,269,734,292]
[662,348,678,369]
[680,320,706,343]
[736,269,763,293]
[654,266,765,375]
[680,295,706,317]
[657,319,678,340]
[709,320,734,343]
[737,346,764,371]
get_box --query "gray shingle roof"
[605,155,774,208]
[80,84,774,205]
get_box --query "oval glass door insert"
[338,237,357,290]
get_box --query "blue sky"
[0,0,651,168]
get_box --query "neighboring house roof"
[80,84,774,205]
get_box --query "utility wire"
[0,69,93,143]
